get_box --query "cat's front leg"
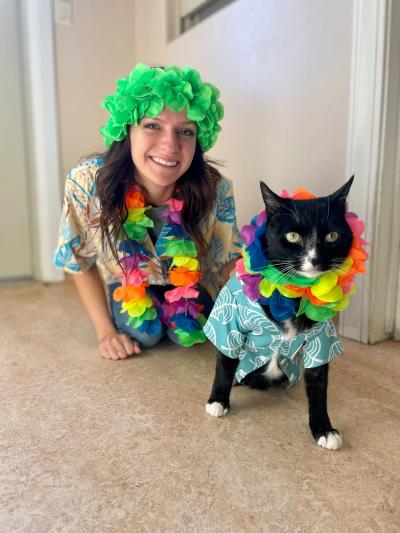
[206,351,238,417]
[304,364,343,450]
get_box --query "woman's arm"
[220,258,237,286]
[208,177,242,291]
[72,265,141,359]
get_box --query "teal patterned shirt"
[203,275,344,387]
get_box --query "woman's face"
[130,107,197,198]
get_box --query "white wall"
[134,0,353,228]
[54,0,353,225]
[54,0,136,180]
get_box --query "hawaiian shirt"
[203,275,344,387]
[53,156,241,300]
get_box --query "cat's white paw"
[206,402,227,417]
[317,431,343,450]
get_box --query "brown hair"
[96,133,222,264]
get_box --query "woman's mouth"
[149,156,179,168]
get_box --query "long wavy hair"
[96,131,222,265]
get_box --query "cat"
[205,177,355,450]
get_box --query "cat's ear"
[260,181,283,213]
[329,176,354,204]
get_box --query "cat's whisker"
[274,265,295,273]
[276,202,301,224]
[325,197,330,222]
[275,267,298,283]
[272,263,294,275]
[272,262,301,281]
[272,260,299,272]
[290,200,301,224]
[329,260,347,273]
[272,259,296,267]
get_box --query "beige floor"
[1,281,399,533]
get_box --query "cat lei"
[112,187,207,347]
[237,188,368,322]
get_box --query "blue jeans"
[108,283,214,348]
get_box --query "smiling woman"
[53,63,241,359]
[130,108,197,202]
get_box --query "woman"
[54,63,241,359]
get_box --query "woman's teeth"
[150,156,179,167]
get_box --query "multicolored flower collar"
[113,187,206,347]
[236,188,369,322]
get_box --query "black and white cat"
[206,177,355,450]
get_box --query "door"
[0,0,32,280]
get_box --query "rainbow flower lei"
[113,187,207,347]
[236,188,369,322]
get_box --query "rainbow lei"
[236,188,369,322]
[113,187,207,347]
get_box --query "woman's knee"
[133,330,165,348]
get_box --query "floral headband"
[100,63,224,152]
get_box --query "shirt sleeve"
[203,282,245,359]
[202,177,242,297]
[53,165,98,274]
[302,320,344,368]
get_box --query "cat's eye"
[325,232,339,243]
[285,232,301,244]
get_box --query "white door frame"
[20,0,63,282]
[339,0,400,344]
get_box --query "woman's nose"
[160,129,179,153]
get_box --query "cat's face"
[260,178,354,278]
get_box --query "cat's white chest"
[262,320,299,380]
[283,319,298,340]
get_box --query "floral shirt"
[203,274,344,386]
[53,156,241,300]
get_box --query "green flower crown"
[100,63,224,152]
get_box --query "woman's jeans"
[108,283,214,348]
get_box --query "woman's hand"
[70,267,141,360]
[98,331,141,360]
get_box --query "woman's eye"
[179,129,195,137]
[285,232,301,244]
[325,232,339,243]
[144,123,159,130]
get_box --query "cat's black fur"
[207,177,354,449]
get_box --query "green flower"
[124,213,154,240]
[127,308,158,328]
[144,97,164,119]
[165,239,197,257]
[100,63,224,151]
[120,63,157,91]
[102,95,135,126]
[100,120,127,146]
[187,84,212,121]
[296,298,336,322]
[181,66,202,92]
[174,328,207,347]
[151,70,193,112]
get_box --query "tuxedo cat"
[205,178,355,450]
